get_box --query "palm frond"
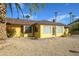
[8,3,13,16]
[41,3,44,8]
[6,3,44,18]
[15,4,19,19]
[31,3,44,14]
[15,3,24,17]
[24,3,32,15]
[31,3,37,14]
[33,3,40,11]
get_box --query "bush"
[61,34,67,37]
[70,22,79,34]
[7,28,16,37]
[61,32,68,37]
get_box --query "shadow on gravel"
[69,50,79,53]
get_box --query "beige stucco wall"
[6,24,69,38]
[40,25,53,38]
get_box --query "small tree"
[70,22,79,34]
[7,28,16,37]
[24,14,30,20]
[69,12,72,24]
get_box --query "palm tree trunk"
[0,3,7,40]
[54,12,58,37]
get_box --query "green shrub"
[61,33,68,37]
[61,35,66,37]
[70,22,79,34]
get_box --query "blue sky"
[6,3,79,25]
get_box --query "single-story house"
[0,18,69,38]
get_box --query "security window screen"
[43,25,51,34]
[56,26,63,33]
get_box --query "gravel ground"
[0,35,79,56]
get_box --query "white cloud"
[30,15,37,20]
[48,14,79,23]
[74,16,79,19]
[56,14,69,22]
[48,14,69,22]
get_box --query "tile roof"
[0,17,68,27]
[6,18,35,25]
[0,18,36,25]
[35,21,67,26]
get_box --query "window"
[43,25,51,34]
[24,25,32,33]
[56,26,63,33]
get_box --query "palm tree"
[69,12,73,24]
[69,12,76,34]
[69,12,76,24]
[69,12,76,35]
[0,3,44,39]
[72,14,76,22]
[54,11,58,22]
[54,11,58,37]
